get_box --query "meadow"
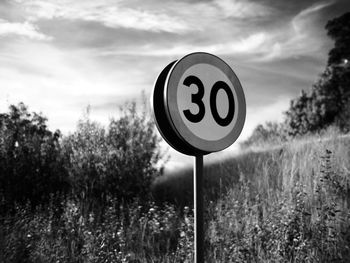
[2,128,350,262]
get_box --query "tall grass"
[0,199,196,262]
[205,131,350,262]
[2,131,350,262]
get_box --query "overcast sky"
[0,0,349,168]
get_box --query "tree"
[325,12,350,131]
[285,12,350,135]
[326,12,350,66]
[0,103,68,211]
[285,91,313,137]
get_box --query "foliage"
[326,12,350,66]
[285,12,350,136]
[240,121,287,149]
[2,12,350,261]
[0,97,163,216]
[243,12,350,146]
[63,101,163,215]
[0,103,68,211]
[0,199,192,263]
[284,90,318,137]
[205,133,350,262]
[2,132,350,262]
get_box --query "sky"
[0,0,349,169]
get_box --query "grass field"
[153,132,350,207]
[152,131,350,261]
[2,131,350,262]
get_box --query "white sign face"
[177,63,238,141]
[164,52,246,153]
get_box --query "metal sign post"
[194,155,204,263]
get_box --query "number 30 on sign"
[152,52,246,156]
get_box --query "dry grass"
[152,131,350,262]
[2,131,350,262]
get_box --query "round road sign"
[152,52,246,155]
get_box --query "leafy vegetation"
[62,102,162,217]
[2,127,350,262]
[206,132,350,262]
[243,12,350,149]
[285,12,350,136]
[240,122,287,149]
[0,103,68,211]
[0,99,162,209]
[0,100,167,261]
[1,12,350,263]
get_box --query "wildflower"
[184,206,189,213]
[88,213,94,223]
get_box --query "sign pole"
[194,155,204,263]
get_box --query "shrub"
[240,121,287,149]
[0,103,68,212]
[63,100,163,216]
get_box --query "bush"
[63,100,163,216]
[240,121,287,149]
[0,103,68,212]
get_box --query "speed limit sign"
[152,52,246,155]
[151,52,246,263]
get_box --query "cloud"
[98,32,268,57]
[2,0,346,132]
[89,1,333,61]
[293,0,334,25]
[17,0,277,36]
[213,0,273,18]
[258,1,335,61]
[0,40,148,133]
[20,0,192,33]
[0,19,51,40]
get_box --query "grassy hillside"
[152,131,350,261]
[2,131,350,262]
[205,132,350,261]
[153,132,350,207]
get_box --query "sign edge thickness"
[152,60,205,156]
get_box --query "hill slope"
[152,133,350,207]
[153,131,350,261]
